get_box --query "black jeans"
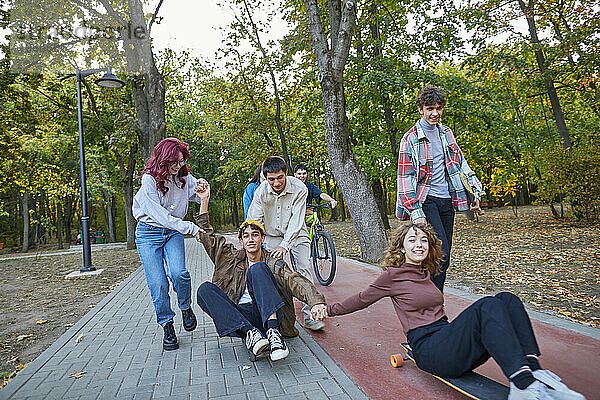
[422,196,455,292]
[196,262,285,337]
[407,292,540,379]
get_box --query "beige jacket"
[194,212,326,337]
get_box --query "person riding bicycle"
[194,181,327,361]
[294,164,338,219]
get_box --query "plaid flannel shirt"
[396,122,483,221]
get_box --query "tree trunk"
[123,179,136,250]
[232,189,240,227]
[337,186,346,221]
[121,0,166,161]
[517,0,572,149]
[56,202,64,249]
[325,179,338,221]
[64,194,75,245]
[113,141,139,250]
[21,190,29,252]
[371,178,391,229]
[304,0,387,262]
[109,195,117,243]
[101,188,116,243]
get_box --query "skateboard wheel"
[390,354,404,368]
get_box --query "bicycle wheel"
[312,231,336,286]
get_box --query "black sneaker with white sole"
[266,328,289,361]
[245,328,269,356]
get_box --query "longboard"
[391,343,509,400]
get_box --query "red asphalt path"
[300,257,600,400]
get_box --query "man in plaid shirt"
[396,85,484,291]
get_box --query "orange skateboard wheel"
[390,354,404,368]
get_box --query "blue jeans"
[135,221,192,326]
[196,262,284,337]
[422,196,455,292]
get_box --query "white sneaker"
[266,328,289,361]
[245,328,269,356]
[533,370,586,400]
[508,381,554,400]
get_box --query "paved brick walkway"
[1,239,367,400]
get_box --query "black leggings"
[407,292,540,379]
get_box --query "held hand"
[413,217,426,225]
[470,198,481,212]
[329,199,338,209]
[271,246,288,259]
[310,304,328,321]
[195,180,210,201]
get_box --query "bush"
[537,140,600,223]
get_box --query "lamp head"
[95,66,125,88]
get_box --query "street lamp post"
[75,66,124,272]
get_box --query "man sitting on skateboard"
[194,180,327,361]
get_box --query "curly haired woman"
[326,223,584,400]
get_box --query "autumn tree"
[302,0,387,262]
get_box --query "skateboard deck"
[391,343,509,400]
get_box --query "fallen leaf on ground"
[69,370,86,379]
[16,334,33,342]
[35,319,47,325]
[242,365,251,371]
[75,334,85,343]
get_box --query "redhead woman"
[326,224,584,400]
[132,138,204,350]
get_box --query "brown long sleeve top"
[327,263,446,334]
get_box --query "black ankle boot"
[182,308,197,331]
[163,321,179,351]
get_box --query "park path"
[0,239,367,400]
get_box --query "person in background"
[132,137,202,351]
[293,163,337,217]
[243,163,264,218]
[396,85,483,292]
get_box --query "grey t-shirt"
[132,173,201,235]
[419,118,450,199]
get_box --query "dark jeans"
[196,262,285,338]
[422,196,455,292]
[407,292,540,379]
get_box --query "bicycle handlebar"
[307,203,332,209]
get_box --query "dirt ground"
[0,249,140,387]
[326,205,600,329]
[1,205,598,389]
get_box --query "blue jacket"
[243,181,261,218]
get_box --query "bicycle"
[290,203,336,286]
